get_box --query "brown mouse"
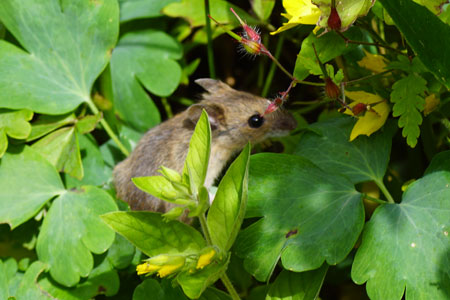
[113,79,297,218]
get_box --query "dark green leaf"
[31,127,83,180]
[133,279,187,300]
[251,0,276,21]
[118,0,179,22]
[207,143,250,251]
[235,154,363,281]
[425,150,450,175]
[267,265,328,300]
[391,73,427,147]
[106,234,135,270]
[0,0,119,114]
[294,117,395,184]
[352,171,450,300]
[199,288,232,300]
[183,110,211,195]
[379,0,450,88]
[101,212,206,257]
[111,29,182,131]
[0,146,65,229]
[36,186,118,287]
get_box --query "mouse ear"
[195,78,233,93]
[184,103,225,131]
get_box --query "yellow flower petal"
[196,249,216,269]
[349,100,390,141]
[136,262,160,275]
[423,94,440,116]
[271,0,320,35]
[357,50,388,73]
[345,90,384,105]
[157,261,184,278]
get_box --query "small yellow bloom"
[157,261,185,278]
[271,0,321,35]
[344,91,390,141]
[196,249,216,269]
[357,50,388,73]
[136,262,160,275]
[423,94,440,116]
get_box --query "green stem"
[262,34,284,97]
[344,70,392,85]
[204,0,216,78]
[362,193,387,204]
[86,100,130,157]
[220,273,241,300]
[161,97,173,118]
[336,30,406,56]
[374,179,395,203]
[199,213,212,245]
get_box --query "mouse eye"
[248,114,264,128]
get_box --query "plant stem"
[374,179,395,203]
[344,70,392,85]
[336,31,405,56]
[204,0,216,78]
[221,273,241,300]
[161,97,173,118]
[362,193,387,204]
[262,34,285,97]
[86,100,130,157]
[199,213,212,245]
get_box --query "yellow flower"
[357,50,388,73]
[157,260,185,278]
[271,0,321,35]
[344,91,390,141]
[136,262,160,275]
[196,249,216,269]
[136,254,185,277]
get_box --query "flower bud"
[159,166,182,183]
[325,77,340,99]
[241,38,262,55]
[162,206,185,220]
[352,103,367,116]
[196,248,217,269]
[328,7,341,31]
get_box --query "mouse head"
[184,78,297,150]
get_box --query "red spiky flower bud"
[327,1,341,31]
[352,103,367,116]
[325,77,340,99]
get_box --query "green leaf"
[207,143,250,251]
[251,0,276,21]
[118,0,179,22]
[0,146,65,229]
[132,176,184,204]
[36,186,118,287]
[31,127,83,180]
[352,171,450,300]
[235,154,363,281]
[0,129,6,158]
[27,113,76,142]
[177,255,229,299]
[425,150,450,175]
[199,288,232,300]
[391,73,427,147]
[0,109,33,139]
[0,260,10,299]
[101,212,206,257]
[133,279,187,300]
[64,133,112,188]
[163,0,258,27]
[294,117,395,184]
[15,261,50,300]
[266,265,328,300]
[294,28,364,80]
[106,234,135,270]
[75,113,102,135]
[111,29,182,131]
[183,110,211,195]
[0,0,119,114]
[379,0,450,88]
[39,255,120,299]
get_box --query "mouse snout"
[274,111,297,131]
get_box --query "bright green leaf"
[163,0,258,27]
[132,176,183,204]
[294,117,395,184]
[111,29,182,131]
[0,0,119,114]
[118,0,179,22]
[379,0,450,88]
[251,0,276,21]
[27,113,76,142]
[0,146,65,229]
[0,109,33,139]
[75,114,102,135]
[391,73,427,147]
[15,261,50,300]
[183,110,211,195]
[64,133,112,188]
[294,28,364,80]
[425,150,450,175]
[266,265,328,300]
[101,212,206,257]
[0,129,6,158]
[106,234,135,270]
[352,171,450,300]
[235,154,363,281]
[177,255,229,299]
[31,127,83,180]
[313,0,374,30]
[0,260,9,299]
[207,143,250,251]
[36,186,118,287]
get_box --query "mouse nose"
[276,111,297,131]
